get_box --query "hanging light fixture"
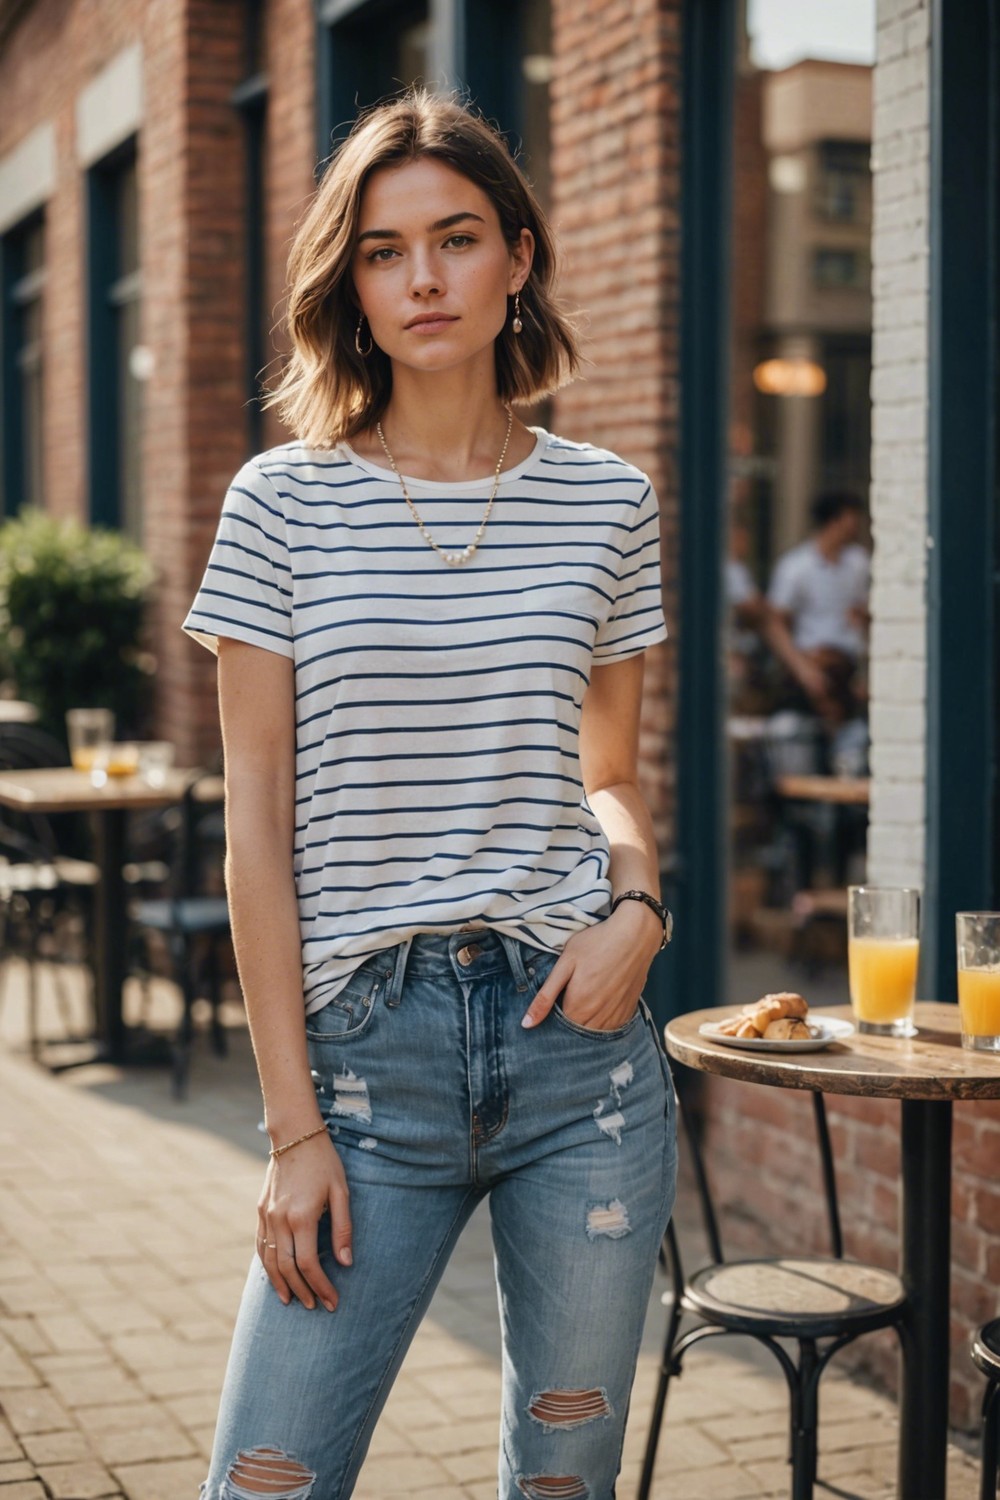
[753,357,827,396]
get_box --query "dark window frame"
[924,0,1000,996]
[1,211,46,517]
[85,136,142,533]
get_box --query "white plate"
[698,1016,855,1053]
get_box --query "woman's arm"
[521,652,664,1030]
[218,637,351,1311]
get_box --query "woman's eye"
[445,234,475,249]
[367,247,399,262]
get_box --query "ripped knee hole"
[223,1446,315,1497]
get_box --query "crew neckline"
[340,426,551,489]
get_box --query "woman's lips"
[406,316,458,334]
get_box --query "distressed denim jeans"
[200,928,677,1500]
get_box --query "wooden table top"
[666,1003,1000,1101]
[0,767,224,814]
[774,774,870,806]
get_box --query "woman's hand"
[520,901,662,1032]
[256,1131,352,1312]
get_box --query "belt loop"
[497,932,530,993]
[384,936,413,1008]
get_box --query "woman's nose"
[408,253,443,298]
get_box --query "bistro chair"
[971,1318,1000,1500]
[127,771,231,1098]
[638,1074,908,1500]
[0,727,99,1051]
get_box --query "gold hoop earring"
[355,314,373,357]
[512,290,523,335]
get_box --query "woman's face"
[352,156,533,378]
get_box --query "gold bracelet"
[269,1124,326,1159]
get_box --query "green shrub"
[0,509,155,741]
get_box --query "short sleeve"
[853,547,871,601]
[182,461,294,659]
[767,552,801,612]
[592,480,669,662]
[726,559,757,608]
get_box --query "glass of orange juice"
[66,707,114,775]
[848,886,920,1037]
[956,913,1000,1053]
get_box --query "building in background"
[1,0,998,1432]
[754,58,872,557]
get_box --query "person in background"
[765,491,870,730]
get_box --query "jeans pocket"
[304,958,388,1043]
[550,999,645,1042]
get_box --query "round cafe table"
[665,1001,1000,1500]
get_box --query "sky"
[748,0,876,70]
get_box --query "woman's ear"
[509,227,535,293]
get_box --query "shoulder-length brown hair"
[263,90,580,448]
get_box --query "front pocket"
[550,999,644,1042]
[304,963,387,1042]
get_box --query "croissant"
[763,1017,812,1040]
[715,992,810,1039]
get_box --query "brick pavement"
[0,962,982,1498]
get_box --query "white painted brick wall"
[867,0,931,887]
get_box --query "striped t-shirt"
[183,427,667,1016]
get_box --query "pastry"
[714,992,810,1039]
[763,1016,812,1040]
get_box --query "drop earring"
[512,290,523,335]
[355,313,373,357]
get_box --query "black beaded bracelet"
[610,889,674,950]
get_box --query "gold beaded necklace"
[375,404,514,568]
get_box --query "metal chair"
[0,727,99,1051]
[638,1074,909,1500]
[971,1319,1000,1500]
[127,771,231,1098]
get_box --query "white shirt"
[768,540,869,659]
[183,428,668,1016]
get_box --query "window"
[1,214,46,515]
[317,0,552,202]
[813,246,869,291]
[319,0,431,150]
[233,0,269,452]
[87,140,144,537]
[815,140,870,225]
[821,336,872,494]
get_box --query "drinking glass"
[66,708,114,775]
[138,741,175,787]
[848,885,920,1037]
[956,913,1000,1053]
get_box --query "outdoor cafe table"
[665,1002,1000,1500]
[774,773,871,806]
[0,766,223,1066]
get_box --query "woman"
[185,90,676,1500]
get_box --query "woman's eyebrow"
[356,211,486,245]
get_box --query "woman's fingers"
[521,962,566,1029]
[290,1210,340,1312]
[273,1235,320,1311]
[328,1175,353,1268]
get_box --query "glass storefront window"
[725,1,875,997]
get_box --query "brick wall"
[698,1073,999,1429]
[0,0,143,521]
[0,0,317,762]
[168,0,316,763]
[549,0,683,861]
